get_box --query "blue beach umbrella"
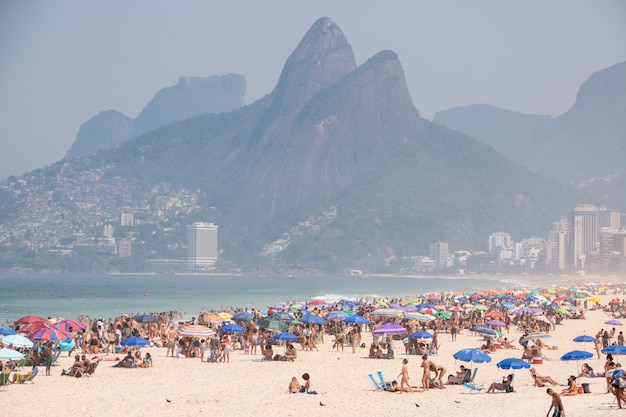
[273,332,298,342]
[120,336,150,347]
[561,350,593,372]
[221,323,245,333]
[325,311,349,321]
[232,311,254,322]
[300,314,326,325]
[0,326,17,336]
[344,315,370,325]
[453,348,492,365]
[409,330,433,340]
[469,325,497,337]
[602,345,626,355]
[135,314,159,323]
[497,357,530,370]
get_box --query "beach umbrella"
[135,314,159,323]
[221,323,245,333]
[120,336,150,347]
[573,335,596,343]
[497,357,530,370]
[54,319,88,332]
[343,315,369,325]
[609,299,621,305]
[404,313,434,322]
[0,347,24,361]
[0,326,17,336]
[470,325,497,336]
[453,348,492,366]
[485,311,503,319]
[473,305,488,311]
[30,327,73,341]
[602,345,626,356]
[273,332,298,342]
[561,350,593,372]
[555,308,571,316]
[372,323,407,335]
[17,321,51,334]
[178,325,216,338]
[324,311,349,321]
[588,297,601,303]
[271,311,296,322]
[409,330,433,340]
[232,311,254,322]
[299,314,326,325]
[486,319,505,328]
[258,316,289,331]
[15,315,48,325]
[371,308,402,316]
[309,299,326,305]
[605,319,622,326]
[1,333,34,348]
[434,311,451,319]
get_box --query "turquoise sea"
[0,273,525,324]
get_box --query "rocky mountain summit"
[65,74,245,158]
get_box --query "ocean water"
[0,273,522,324]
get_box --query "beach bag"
[581,383,590,393]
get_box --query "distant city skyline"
[1,1,625,180]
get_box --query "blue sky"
[1,0,624,179]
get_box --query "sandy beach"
[2,291,625,417]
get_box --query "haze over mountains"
[1,17,620,273]
[434,61,626,210]
[65,74,245,158]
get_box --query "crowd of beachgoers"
[2,281,626,414]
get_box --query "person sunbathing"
[447,365,469,384]
[577,363,595,378]
[262,344,274,360]
[487,374,513,393]
[530,368,558,387]
[561,375,578,396]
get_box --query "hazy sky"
[1,1,624,180]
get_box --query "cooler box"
[532,357,542,364]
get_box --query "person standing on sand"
[546,388,564,417]
[166,326,177,357]
[397,358,413,393]
[420,354,433,391]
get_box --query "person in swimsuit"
[546,388,564,417]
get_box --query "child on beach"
[288,377,300,393]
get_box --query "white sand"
[2,294,623,417]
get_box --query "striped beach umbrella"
[30,327,73,341]
[54,319,88,332]
[178,325,216,338]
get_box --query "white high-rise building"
[186,222,218,270]
[570,204,598,271]
[488,232,512,252]
[429,241,449,270]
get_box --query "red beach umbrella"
[15,315,49,325]
[30,327,74,341]
[485,311,503,319]
[18,321,51,334]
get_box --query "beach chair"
[462,368,484,393]
[369,373,382,390]
[369,371,392,391]
[0,369,10,391]
[15,366,39,384]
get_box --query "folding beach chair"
[369,371,392,391]
[462,368,484,393]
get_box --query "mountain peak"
[254,17,357,141]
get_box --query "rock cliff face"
[65,74,246,158]
[65,110,133,158]
[131,74,245,139]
